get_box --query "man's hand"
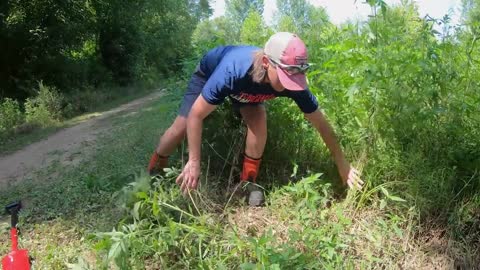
[176,160,201,194]
[176,95,216,195]
[338,162,364,189]
[304,110,364,190]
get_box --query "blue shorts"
[178,67,263,117]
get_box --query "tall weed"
[25,81,64,127]
[0,98,24,136]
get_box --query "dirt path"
[0,90,164,188]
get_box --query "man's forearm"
[306,109,363,188]
[316,120,346,165]
[187,114,203,162]
[307,110,347,166]
[185,95,217,162]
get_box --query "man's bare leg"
[239,105,267,206]
[148,116,187,174]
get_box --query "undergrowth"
[77,166,478,269]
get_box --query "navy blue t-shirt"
[198,45,319,114]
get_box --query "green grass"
[0,125,64,155]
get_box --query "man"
[148,32,364,206]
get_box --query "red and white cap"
[264,32,308,91]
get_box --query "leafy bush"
[0,98,24,135]
[25,81,64,127]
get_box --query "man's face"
[263,56,285,92]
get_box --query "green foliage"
[91,170,417,269]
[462,0,480,35]
[275,0,329,36]
[240,10,273,46]
[0,98,23,135]
[191,0,214,21]
[301,0,480,239]
[24,81,63,127]
[0,0,96,99]
[225,0,265,41]
[226,0,264,24]
[195,0,480,261]
[2,0,480,268]
[192,16,232,55]
[0,0,210,101]
[91,0,199,83]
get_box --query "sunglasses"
[268,58,310,75]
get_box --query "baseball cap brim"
[276,66,307,91]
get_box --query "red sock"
[240,154,262,182]
[148,152,168,174]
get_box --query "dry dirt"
[0,90,164,189]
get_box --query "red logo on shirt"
[230,93,276,103]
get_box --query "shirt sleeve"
[201,63,235,105]
[288,89,319,114]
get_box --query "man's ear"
[262,55,269,69]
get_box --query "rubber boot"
[241,154,264,207]
[148,152,168,176]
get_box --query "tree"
[226,0,264,23]
[139,0,200,75]
[93,0,145,85]
[240,10,273,46]
[225,0,264,42]
[190,0,213,22]
[462,0,480,33]
[275,0,329,36]
[192,16,233,55]
[0,0,208,98]
[0,0,95,99]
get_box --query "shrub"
[0,98,24,135]
[25,81,64,127]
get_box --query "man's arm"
[176,95,217,192]
[187,95,217,162]
[304,109,363,189]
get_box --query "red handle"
[10,228,18,251]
